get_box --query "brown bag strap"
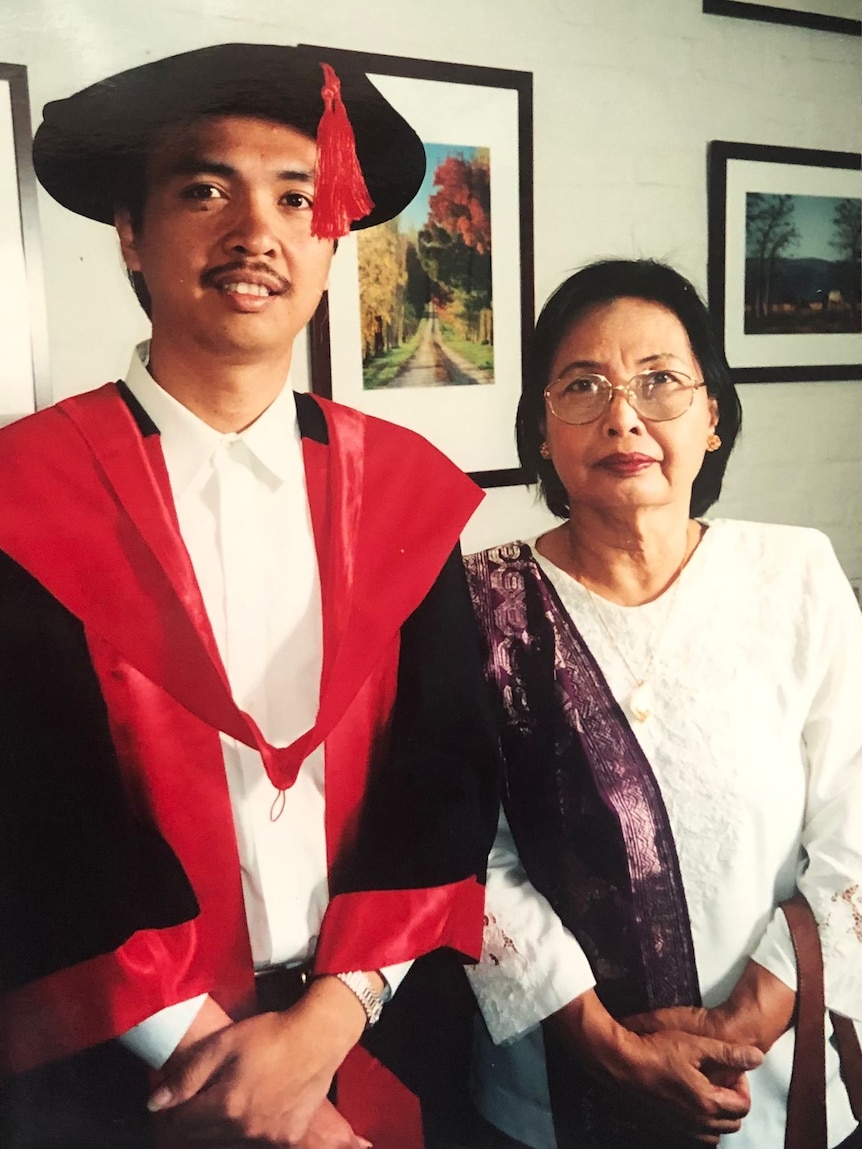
[782,893,862,1149]
[783,893,828,1149]
[831,1012,862,1121]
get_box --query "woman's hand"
[624,959,796,1055]
[611,1027,760,1144]
[548,989,764,1145]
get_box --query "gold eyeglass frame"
[544,370,707,425]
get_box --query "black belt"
[253,959,314,1013]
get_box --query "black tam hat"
[32,43,426,237]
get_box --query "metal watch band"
[334,970,384,1028]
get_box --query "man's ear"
[114,208,142,272]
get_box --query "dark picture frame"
[0,62,50,424]
[301,45,534,488]
[707,140,861,383]
[703,0,861,36]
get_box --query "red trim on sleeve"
[314,877,485,974]
[0,923,211,1075]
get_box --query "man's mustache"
[200,260,291,295]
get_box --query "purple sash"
[465,542,700,1019]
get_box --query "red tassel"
[312,62,375,239]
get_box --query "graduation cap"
[32,43,426,238]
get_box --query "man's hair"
[516,259,742,519]
[114,154,153,317]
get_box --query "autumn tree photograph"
[744,192,861,335]
[356,142,494,390]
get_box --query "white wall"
[2,0,860,578]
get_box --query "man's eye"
[180,184,224,202]
[282,191,313,210]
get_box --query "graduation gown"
[0,383,499,1147]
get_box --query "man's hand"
[157,1095,369,1149]
[547,989,764,1145]
[150,976,368,1146]
[294,1100,372,1149]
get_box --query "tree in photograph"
[418,149,493,342]
[745,194,799,317]
[428,149,491,255]
[404,241,432,328]
[829,198,862,308]
[357,219,408,362]
[829,197,861,262]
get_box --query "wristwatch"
[334,970,385,1028]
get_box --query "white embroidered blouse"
[467,520,862,1149]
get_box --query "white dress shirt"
[118,346,408,1067]
[468,521,862,1149]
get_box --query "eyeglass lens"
[546,370,699,424]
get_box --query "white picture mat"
[723,157,861,370]
[0,78,36,419]
[325,73,523,473]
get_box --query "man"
[0,43,497,1149]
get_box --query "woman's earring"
[706,433,722,452]
[540,443,551,459]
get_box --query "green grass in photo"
[440,329,494,374]
[362,330,422,389]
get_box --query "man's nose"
[223,193,278,257]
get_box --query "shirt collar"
[123,342,303,498]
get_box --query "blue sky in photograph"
[397,142,482,233]
[790,195,857,259]
[747,193,859,260]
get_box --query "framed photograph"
[708,140,861,383]
[301,45,533,487]
[703,0,861,36]
[0,63,49,425]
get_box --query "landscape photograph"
[744,192,861,335]
[356,141,494,389]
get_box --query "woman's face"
[543,296,718,518]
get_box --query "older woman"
[464,260,862,1149]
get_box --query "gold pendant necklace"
[629,680,655,724]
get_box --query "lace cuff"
[752,885,862,1021]
[465,910,595,1045]
[819,883,862,1019]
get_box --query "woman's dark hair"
[516,259,742,518]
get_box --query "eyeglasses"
[544,369,707,425]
